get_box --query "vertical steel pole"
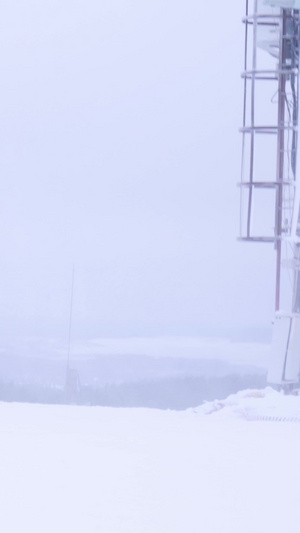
[275,9,286,311]
[247,0,258,238]
[241,0,249,236]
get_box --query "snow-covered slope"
[194,387,300,421]
[1,390,299,533]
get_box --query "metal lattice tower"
[240,0,300,388]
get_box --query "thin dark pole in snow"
[67,264,75,371]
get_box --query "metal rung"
[239,180,295,188]
[243,14,293,21]
[240,125,297,133]
[244,21,280,27]
[238,236,275,243]
[243,75,278,80]
[242,69,297,77]
[243,15,282,21]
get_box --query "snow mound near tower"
[193,387,300,422]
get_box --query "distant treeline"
[0,373,266,410]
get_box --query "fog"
[0,0,275,340]
[0,1,276,405]
[1,8,299,533]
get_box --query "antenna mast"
[65,265,80,403]
[240,0,300,389]
[66,264,75,371]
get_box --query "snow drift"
[0,389,299,533]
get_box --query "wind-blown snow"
[195,387,300,421]
[1,389,299,533]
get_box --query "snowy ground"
[0,389,299,533]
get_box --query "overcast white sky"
[0,0,276,346]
